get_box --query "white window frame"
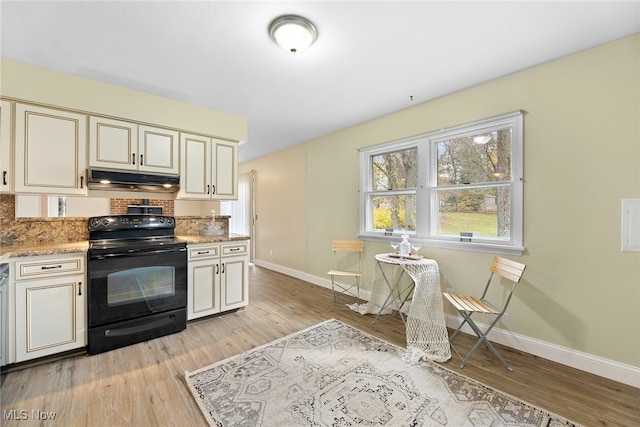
[359,111,524,256]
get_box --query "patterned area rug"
[185,319,580,426]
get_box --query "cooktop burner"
[88,215,182,252]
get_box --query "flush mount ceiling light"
[269,15,317,54]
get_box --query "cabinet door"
[14,104,87,194]
[187,259,220,320]
[211,139,238,200]
[15,275,85,362]
[179,132,211,199]
[0,283,5,367]
[220,255,248,311]
[0,100,12,193]
[89,116,138,171]
[138,125,179,174]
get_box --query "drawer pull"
[41,265,63,270]
[229,248,241,252]
[197,251,210,255]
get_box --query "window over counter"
[359,111,524,255]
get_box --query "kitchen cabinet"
[0,100,12,193]
[14,103,87,195]
[187,241,248,320]
[89,116,179,175]
[0,264,7,367]
[13,254,86,363]
[179,132,238,200]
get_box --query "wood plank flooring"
[1,265,638,426]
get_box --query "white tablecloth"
[351,254,451,363]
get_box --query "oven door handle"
[90,247,186,260]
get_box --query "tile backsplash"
[110,198,174,215]
[0,194,230,247]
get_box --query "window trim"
[359,111,524,256]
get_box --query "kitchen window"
[359,111,524,255]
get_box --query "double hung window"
[359,111,523,254]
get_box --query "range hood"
[87,169,180,193]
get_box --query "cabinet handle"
[2,171,6,185]
[41,265,63,270]
[229,248,240,252]
[215,263,219,274]
[132,153,136,165]
[211,184,216,195]
[140,154,144,166]
[197,251,210,255]
[221,263,225,274]
[78,282,82,296]
[80,175,84,189]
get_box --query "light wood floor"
[1,265,638,426]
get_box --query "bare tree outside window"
[371,148,418,232]
[435,128,511,238]
[360,111,523,253]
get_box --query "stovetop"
[88,215,184,254]
[88,214,176,232]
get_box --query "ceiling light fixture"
[269,15,317,54]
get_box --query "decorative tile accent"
[110,198,174,215]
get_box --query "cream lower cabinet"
[187,241,249,320]
[14,103,87,195]
[13,254,86,363]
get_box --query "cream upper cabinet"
[14,103,87,195]
[212,139,238,199]
[137,125,179,174]
[179,132,237,200]
[89,116,137,171]
[89,117,179,175]
[0,100,12,193]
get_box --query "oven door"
[88,247,187,328]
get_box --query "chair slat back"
[490,256,526,283]
[332,240,363,253]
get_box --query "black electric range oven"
[87,215,187,354]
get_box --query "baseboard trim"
[253,260,640,388]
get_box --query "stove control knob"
[167,217,174,225]
[89,218,101,229]
[159,217,165,223]
[101,218,110,227]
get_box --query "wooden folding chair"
[327,240,363,309]
[443,256,526,371]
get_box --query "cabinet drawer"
[188,245,219,260]
[15,256,85,280]
[222,242,248,257]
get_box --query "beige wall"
[0,58,247,142]
[240,144,306,272]
[0,58,245,216]
[242,34,640,368]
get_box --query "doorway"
[220,170,255,262]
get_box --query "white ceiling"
[1,1,639,163]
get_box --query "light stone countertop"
[0,241,90,261]
[0,234,249,261]
[176,234,250,244]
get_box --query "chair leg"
[448,315,469,343]
[459,312,513,371]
